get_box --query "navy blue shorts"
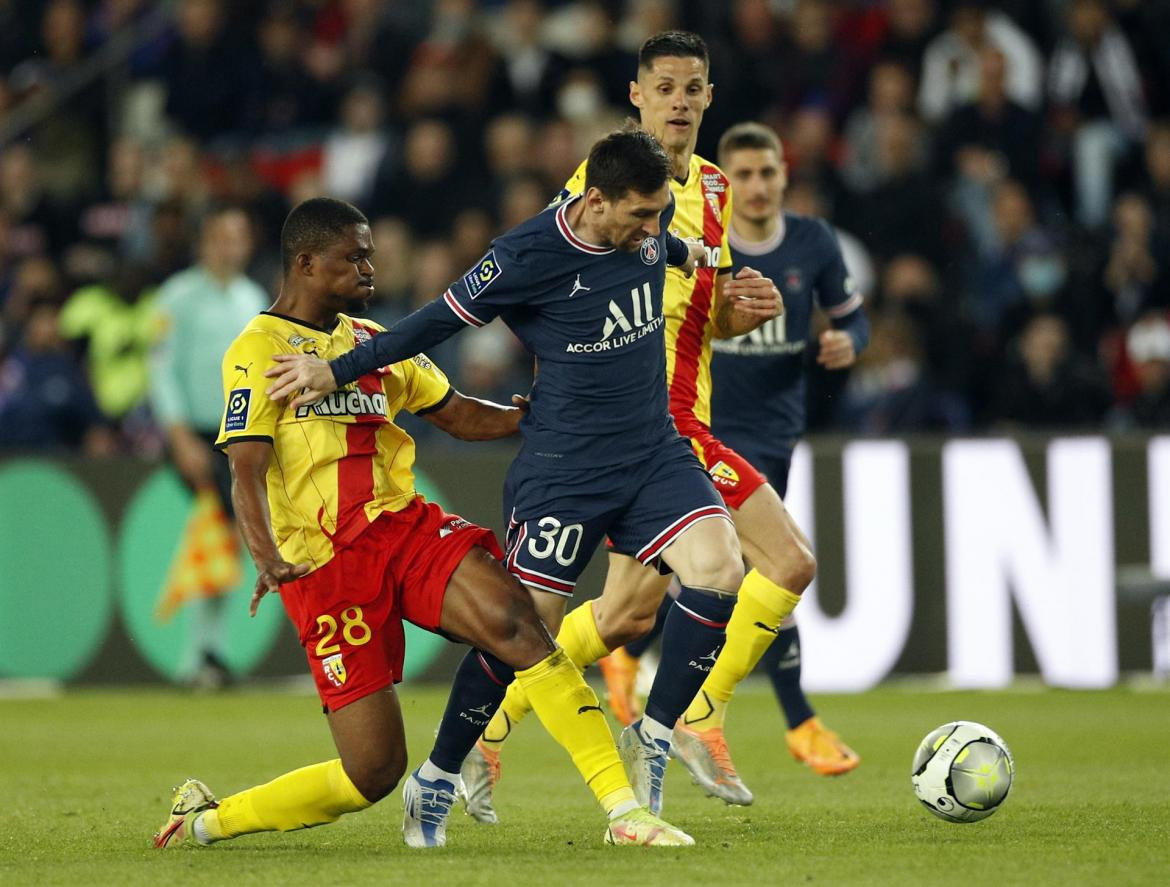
[502,436,730,597]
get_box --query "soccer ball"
[911,720,1014,823]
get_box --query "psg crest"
[640,237,660,265]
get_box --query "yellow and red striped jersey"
[214,311,452,572]
[563,152,733,430]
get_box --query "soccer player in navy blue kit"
[265,130,781,841]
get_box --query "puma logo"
[578,704,604,715]
[754,621,780,636]
[234,362,252,377]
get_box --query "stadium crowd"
[1,0,1169,456]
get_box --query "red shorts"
[681,422,768,510]
[280,498,502,711]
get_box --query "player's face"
[599,183,672,252]
[724,147,786,224]
[630,56,712,156]
[317,223,376,312]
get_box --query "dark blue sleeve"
[329,298,466,386]
[813,220,868,354]
[330,240,533,385]
[665,231,690,266]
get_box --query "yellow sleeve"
[215,330,288,447]
[399,352,453,415]
[549,158,589,205]
[718,186,734,271]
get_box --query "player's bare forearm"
[424,390,527,441]
[712,268,783,339]
[226,441,310,614]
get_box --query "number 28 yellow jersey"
[561,152,734,431]
[214,311,453,572]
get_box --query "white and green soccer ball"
[911,720,1014,823]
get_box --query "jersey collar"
[555,196,615,255]
[728,213,786,257]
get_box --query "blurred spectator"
[0,144,72,259]
[1144,122,1170,248]
[73,136,152,266]
[322,80,393,206]
[919,1,1043,123]
[1102,192,1167,326]
[371,118,469,237]
[59,265,156,421]
[241,3,332,134]
[1049,0,1149,229]
[498,172,549,232]
[971,179,1065,338]
[848,113,945,265]
[398,0,496,118]
[837,308,969,433]
[936,47,1044,254]
[872,0,939,82]
[1112,311,1170,428]
[363,215,414,327]
[989,312,1112,429]
[486,0,566,119]
[0,298,115,454]
[161,0,250,141]
[842,58,919,194]
[773,0,862,123]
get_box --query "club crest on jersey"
[322,653,347,687]
[640,237,659,265]
[463,250,502,299]
[353,325,372,345]
[709,461,740,485]
[784,268,804,291]
[288,334,317,348]
[224,388,251,432]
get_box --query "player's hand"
[265,353,339,408]
[250,559,311,616]
[817,329,858,370]
[717,267,783,336]
[511,394,531,413]
[679,236,708,278]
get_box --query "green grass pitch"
[1,682,1167,886]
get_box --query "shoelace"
[705,732,738,779]
[417,785,456,826]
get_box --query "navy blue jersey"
[331,196,689,470]
[710,212,867,452]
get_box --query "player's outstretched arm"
[422,390,529,441]
[712,267,784,339]
[265,298,469,406]
[225,440,311,615]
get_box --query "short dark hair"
[638,30,708,72]
[717,122,783,166]
[583,129,671,201]
[280,197,368,272]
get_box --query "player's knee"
[686,552,744,595]
[776,545,816,593]
[603,608,658,648]
[349,749,407,803]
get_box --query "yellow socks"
[203,758,370,840]
[683,569,801,729]
[514,648,634,815]
[482,601,611,751]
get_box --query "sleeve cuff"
[413,386,455,416]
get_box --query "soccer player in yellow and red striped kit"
[151,197,690,851]
[464,31,848,818]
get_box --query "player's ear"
[584,186,607,213]
[629,79,643,110]
[296,252,314,276]
[705,83,713,109]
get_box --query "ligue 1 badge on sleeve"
[640,237,660,265]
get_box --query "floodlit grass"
[1,682,1167,885]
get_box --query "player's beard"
[344,291,372,313]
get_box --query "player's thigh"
[733,481,816,587]
[327,685,407,802]
[438,545,555,668]
[594,551,673,635]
